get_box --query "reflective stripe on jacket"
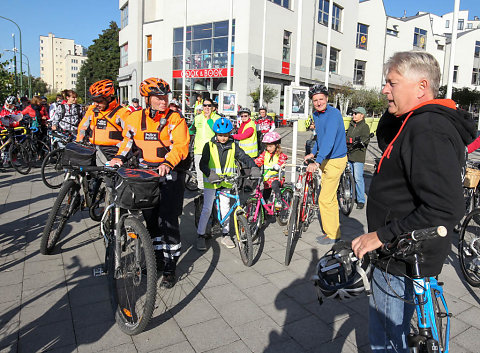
[203,141,236,189]
[238,120,258,157]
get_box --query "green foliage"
[438,85,480,108]
[249,85,279,105]
[349,88,388,116]
[0,54,15,103]
[76,21,120,100]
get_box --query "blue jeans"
[369,267,415,353]
[349,161,365,204]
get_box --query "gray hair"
[384,51,441,97]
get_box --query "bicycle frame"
[214,189,242,225]
[294,166,318,223]
[250,183,292,221]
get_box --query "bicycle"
[0,126,31,174]
[40,143,106,254]
[184,134,199,191]
[462,161,480,215]
[337,162,355,216]
[459,208,480,287]
[285,161,320,266]
[41,130,75,189]
[244,166,294,237]
[194,174,254,266]
[21,126,50,168]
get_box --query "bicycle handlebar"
[383,226,447,255]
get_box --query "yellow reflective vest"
[238,120,258,157]
[263,152,280,181]
[203,141,236,189]
[193,112,219,155]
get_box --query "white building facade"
[117,0,480,114]
[39,33,87,92]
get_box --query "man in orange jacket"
[76,79,131,164]
[109,78,190,288]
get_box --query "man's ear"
[417,79,429,99]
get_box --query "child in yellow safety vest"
[196,117,261,251]
[254,131,288,209]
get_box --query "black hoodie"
[368,99,476,277]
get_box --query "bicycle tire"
[459,208,480,287]
[302,181,317,232]
[109,217,157,335]
[234,212,253,266]
[337,170,355,216]
[40,180,80,254]
[89,185,106,222]
[430,287,446,352]
[31,139,50,167]
[41,148,65,189]
[185,170,199,191]
[245,198,263,238]
[276,187,293,226]
[285,196,300,266]
[9,142,31,175]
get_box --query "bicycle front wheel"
[337,171,355,216]
[234,211,253,266]
[40,180,80,254]
[109,217,157,335]
[459,209,480,286]
[285,195,300,266]
[41,148,65,189]
[276,187,293,226]
[9,143,31,175]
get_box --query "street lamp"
[4,49,31,97]
[0,15,23,96]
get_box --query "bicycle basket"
[62,142,96,167]
[464,167,480,188]
[114,168,161,210]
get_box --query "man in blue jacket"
[304,84,347,243]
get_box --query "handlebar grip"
[78,166,117,172]
[411,226,447,242]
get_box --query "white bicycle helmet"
[312,241,371,304]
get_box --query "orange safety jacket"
[116,108,190,169]
[76,99,130,146]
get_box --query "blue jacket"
[311,104,347,164]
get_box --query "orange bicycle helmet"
[139,78,171,97]
[89,79,115,98]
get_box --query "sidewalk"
[1,130,480,352]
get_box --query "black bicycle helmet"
[259,106,267,112]
[308,84,329,98]
[312,241,371,304]
[238,107,251,115]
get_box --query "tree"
[249,85,279,108]
[76,21,120,101]
[350,88,388,117]
[0,54,15,103]
[438,85,480,109]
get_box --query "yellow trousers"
[318,156,347,239]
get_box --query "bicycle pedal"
[93,266,105,277]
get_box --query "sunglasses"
[203,104,212,107]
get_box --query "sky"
[0,0,479,78]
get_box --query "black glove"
[207,171,221,183]
[250,167,262,178]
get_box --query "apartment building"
[39,33,87,92]
[117,0,480,114]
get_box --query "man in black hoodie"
[352,51,476,353]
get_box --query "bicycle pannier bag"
[62,142,96,167]
[464,167,480,188]
[115,168,161,210]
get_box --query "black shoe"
[155,252,165,272]
[356,203,364,209]
[160,273,176,289]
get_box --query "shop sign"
[172,68,234,78]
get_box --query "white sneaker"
[221,235,235,249]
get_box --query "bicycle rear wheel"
[459,209,480,286]
[337,171,355,216]
[285,196,300,266]
[276,186,293,226]
[245,198,263,238]
[109,217,157,335]
[40,180,80,254]
[41,148,65,189]
[9,143,31,175]
[234,211,253,266]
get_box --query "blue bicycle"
[194,174,253,266]
[381,226,451,353]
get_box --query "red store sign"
[172,68,234,79]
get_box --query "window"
[472,67,480,85]
[146,35,152,62]
[453,65,458,83]
[386,28,398,37]
[120,43,128,67]
[468,23,473,29]
[475,41,480,58]
[315,42,339,73]
[445,20,450,28]
[318,0,342,31]
[413,27,427,49]
[356,23,368,49]
[354,60,366,85]
[268,0,290,9]
[458,19,464,30]
[283,30,291,62]
[121,3,129,29]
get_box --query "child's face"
[216,133,230,143]
[266,143,276,153]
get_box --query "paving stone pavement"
[1,127,480,352]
